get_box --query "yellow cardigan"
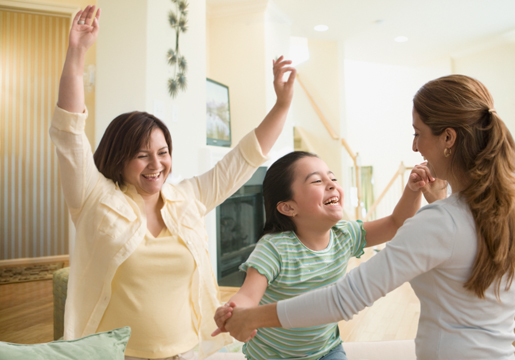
[49,105,267,359]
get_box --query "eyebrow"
[305,171,334,182]
[137,146,168,153]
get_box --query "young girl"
[212,151,438,360]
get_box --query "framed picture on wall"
[206,78,231,147]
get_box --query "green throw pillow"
[0,326,131,360]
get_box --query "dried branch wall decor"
[167,0,188,98]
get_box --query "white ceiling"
[208,0,515,66]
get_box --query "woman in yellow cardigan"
[50,5,295,359]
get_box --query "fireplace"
[216,167,266,287]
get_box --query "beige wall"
[207,1,294,162]
[344,58,452,219]
[96,0,208,180]
[452,41,515,134]
[293,39,343,186]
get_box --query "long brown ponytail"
[413,75,515,298]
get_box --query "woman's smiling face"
[121,128,172,197]
[412,108,446,179]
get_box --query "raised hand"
[272,56,296,107]
[69,5,101,51]
[57,5,100,112]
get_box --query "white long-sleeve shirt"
[278,193,515,360]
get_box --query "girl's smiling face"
[285,156,344,229]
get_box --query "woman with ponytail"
[218,75,515,360]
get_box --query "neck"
[294,224,332,251]
[140,191,163,212]
[447,170,470,194]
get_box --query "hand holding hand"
[211,302,236,337]
[69,5,101,52]
[408,162,447,203]
[421,177,448,203]
[225,307,258,342]
[407,162,434,192]
[272,56,296,107]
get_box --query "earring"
[444,148,451,158]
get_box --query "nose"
[327,181,335,190]
[412,138,418,152]
[148,153,159,169]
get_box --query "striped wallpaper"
[0,9,70,260]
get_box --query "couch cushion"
[0,326,131,360]
[344,339,416,360]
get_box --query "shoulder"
[332,220,364,239]
[257,232,297,253]
[161,182,207,215]
[413,194,470,233]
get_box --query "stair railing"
[296,74,362,220]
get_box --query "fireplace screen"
[216,167,266,286]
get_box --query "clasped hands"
[211,301,258,342]
[408,162,448,203]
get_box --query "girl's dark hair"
[261,151,318,236]
[93,111,172,186]
[413,74,515,298]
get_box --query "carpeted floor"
[0,263,64,284]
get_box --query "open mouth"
[324,196,339,206]
[142,171,162,180]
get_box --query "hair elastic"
[488,108,496,114]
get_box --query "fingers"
[213,303,234,331]
[410,163,434,185]
[76,5,98,27]
[93,7,101,29]
[84,5,97,26]
[211,327,222,337]
[76,5,90,25]
[273,60,293,77]
[286,67,297,85]
[72,10,83,26]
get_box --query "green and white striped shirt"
[240,220,366,360]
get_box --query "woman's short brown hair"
[93,111,172,186]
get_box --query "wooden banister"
[364,162,413,221]
[296,74,412,221]
[296,74,339,140]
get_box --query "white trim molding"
[0,254,69,267]
[0,0,77,15]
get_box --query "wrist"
[274,98,292,110]
[67,45,88,58]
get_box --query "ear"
[277,201,296,217]
[442,127,457,149]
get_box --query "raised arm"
[186,58,295,213]
[363,162,433,247]
[58,5,100,113]
[254,56,296,156]
[50,5,101,214]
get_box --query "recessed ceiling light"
[314,25,328,32]
[394,36,408,43]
